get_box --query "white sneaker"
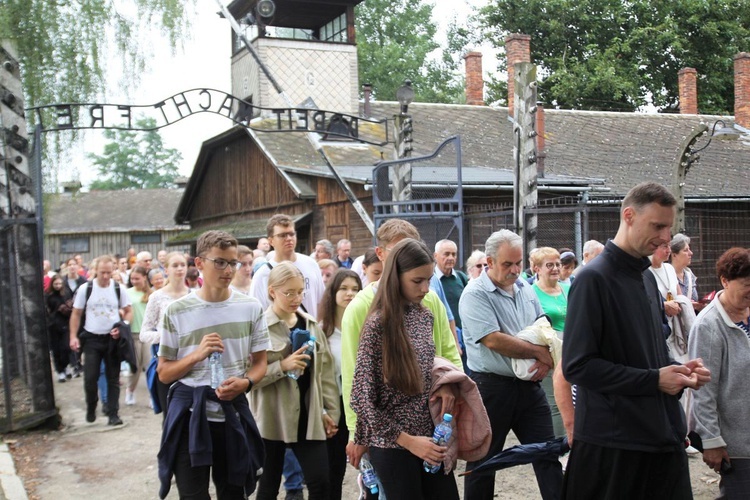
[686,445,700,455]
[125,389,136,406]
[57,372,67,382]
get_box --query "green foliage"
[88,117,181,190]
[356,0,468,104]
[477,0,750,113]
[0,0,192,189]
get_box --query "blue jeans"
[283,447,304,491]
[98,360,107,403]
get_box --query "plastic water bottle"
[287,336,316,380]
[209,352,224,389]
[359,453,379,495]
[424,413,453,473]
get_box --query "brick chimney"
[678,68,698,114]
[464,51,484,105]
[505,33,531,117]
[735,52,750,128]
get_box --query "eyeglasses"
[474,263,488,269]
[545,262,563,269]
[278,290,306,299]
[202,257,241,271]
[273,231,296,239]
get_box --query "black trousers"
[173,420,245,500]
[48,325,71,374]
[80,332,120,416]
[326,397,348,500]
[368,446,459,500]
[464,372,563,500]
[256,438,330,500]
[562,441,693,500]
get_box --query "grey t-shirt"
[459,272,543,377]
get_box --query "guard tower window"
[320,14,347,42]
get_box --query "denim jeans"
[283,448,304,491]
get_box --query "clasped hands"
[658,358,711,395]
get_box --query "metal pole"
[215,0,375,235]
[672,124,708,234]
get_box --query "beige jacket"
[249,307,340,442]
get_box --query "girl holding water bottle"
[249,262,340,500]
[350,239,459,500]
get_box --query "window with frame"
[320,14,347,42]
[131,233,161,245]
[61,236,90,253]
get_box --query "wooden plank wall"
[44,230,190,270]
[190,136,299,223]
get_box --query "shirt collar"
[604,240,652,276]
[434,267,455,279]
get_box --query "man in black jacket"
[562,182,711,498]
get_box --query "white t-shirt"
[249,253,325,317]
[73,281,131,334]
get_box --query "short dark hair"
[621,182,676,212]
[266,214,294,238]
[716,247,750,282]
[196,230,237,256]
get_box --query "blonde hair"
[267,261,304,302]
[531,247,560,268]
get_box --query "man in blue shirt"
[460,230,562,500]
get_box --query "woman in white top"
[230,245,254,295]
[317,269,362,500]
[140,252,189,416]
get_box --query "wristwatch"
[243,376,254,393]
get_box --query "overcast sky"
[60,0,495,189]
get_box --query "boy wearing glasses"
[249,214,325,317]
[157,230,270,499]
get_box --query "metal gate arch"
[372,136,465,264]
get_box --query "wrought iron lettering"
[26,88,389,146]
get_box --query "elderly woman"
[465,250,487,280]
[531,247,569,438]
[670,234,706,313]
[689,247,750,497]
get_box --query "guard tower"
[227,0,365,116]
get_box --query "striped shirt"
[158,290,270,420]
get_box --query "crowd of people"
[40,181,749,499]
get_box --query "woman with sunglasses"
[250,262,339,500]
[531,247,569,438]
[465,250,488,280]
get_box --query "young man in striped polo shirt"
[157,230,270,499]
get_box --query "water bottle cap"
[309,335,316,341]
[370,486,379,494]
[443,413,453,422]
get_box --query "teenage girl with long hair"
[317,269,362,500]
[140,252,189,415]
[350,238,459,500]
[250,262,340,500]
[45,274,73,382]
[124,265,153,405]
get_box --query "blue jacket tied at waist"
[157,382,265,499]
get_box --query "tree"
[0,1,192,188]
[355,0,467,103]
[88,117,181,190]
[477,0,750,113]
